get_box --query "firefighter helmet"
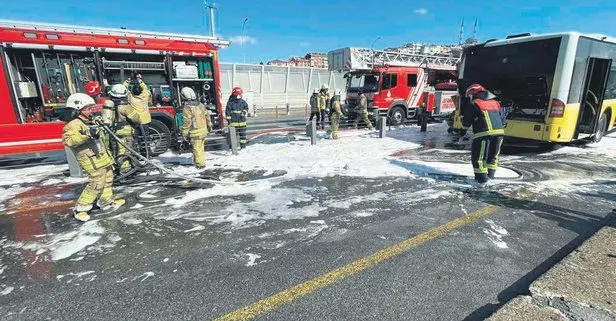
[335,89,342,96]
[109,84,128,98]
[321,83,329,90]
[313,88,319,94]
[181,87,197,100]
[465,84,486,98]
[84,81,101,97]
[232,87,243,96]
[65,93,96,110]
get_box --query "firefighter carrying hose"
[123,74,152,157]
[329,89,343,139]
[62,93,125,222]
[460,84,505,184]
[225,87,249,149]
[181,87,212,168]
[108,84,135,171]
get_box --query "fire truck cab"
[329,47,460,126]
[0,20,229,160]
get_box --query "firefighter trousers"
[354,111,374,130]
[330,113,340,139]
[191,136,206,167]
[320,110,327,129]
[471,135,504,183]
[76,165,114,212]
[309,111,321,127]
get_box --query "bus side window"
[407,74,418,87]
[605,68,616,100]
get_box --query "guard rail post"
[65,146,85,177]
[420,106,428,132]
[310,118,317,145]
[379,116,387,138]
[275,105,279,119]
[286,103,290,116]
[253,104,258,118]
[228,126,239,155]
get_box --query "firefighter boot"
[73,210,91,222]
[474,173,489,184]
[488,169,496,179]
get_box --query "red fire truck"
[0,20,229,161]
[328,47,460,126]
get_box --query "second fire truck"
[328,47,461,126]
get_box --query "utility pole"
[458,18,465,45]
[241,18,248,64]
[204,1,217,37]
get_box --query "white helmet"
[181,87,197,100]
[313,88,319,94]
[65,93,96,110]
[321,83,329,90]
[335,89,342,96]
[109,84,128,98]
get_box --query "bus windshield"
[346,72,380,93]
[460,37,562,121]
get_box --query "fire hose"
[98,121,288,186]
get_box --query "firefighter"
[460,84,505,184]
[181,87,212,168]
[109,84,135,171]
[319,84,330,130]
[309,88,320,128]
[62,93,124,222]
[329,89,343,139]
[225,87,249,149]
[354,89,374,130]
[123,74,152,157]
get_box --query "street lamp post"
[370,36,382,67]
[241,18,248,64]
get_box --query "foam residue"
[483,219,509,249]
[392,159,520,179]
[245,253,262,267]
[0,164,68,187]
[0,286,14,296]
[184,225,206,233]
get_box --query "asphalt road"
[0,127,615,321]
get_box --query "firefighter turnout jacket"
[225,97,249,127]
[462,97,505,138]
[318,92,330,111]
[63,117,113,173]
[310,93,319,113]
[182,101,212,137]
[123,79,152,125]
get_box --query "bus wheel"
[148,119,172,156]
[389,106,406,126]
[592,113,608,143]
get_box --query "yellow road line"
[215,204,499,321]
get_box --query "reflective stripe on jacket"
[462,98,505,138]
[63,118,113,173]
[182,101,212,138]
[225,97,249,127]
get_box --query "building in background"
[305,53,328,68]
[267,59,289,66]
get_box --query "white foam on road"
[393,159,520,179]
[0,165,68,187]
[0,286,14,296]
[483,219,509,249]
[245,253,262,267]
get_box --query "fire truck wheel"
[389,106,406,126]
[148,119,172,156]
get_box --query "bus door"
[577,58,612,136]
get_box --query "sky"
[3,1,616,64]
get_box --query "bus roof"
[481,31,616,47]
[0,20,230,48]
